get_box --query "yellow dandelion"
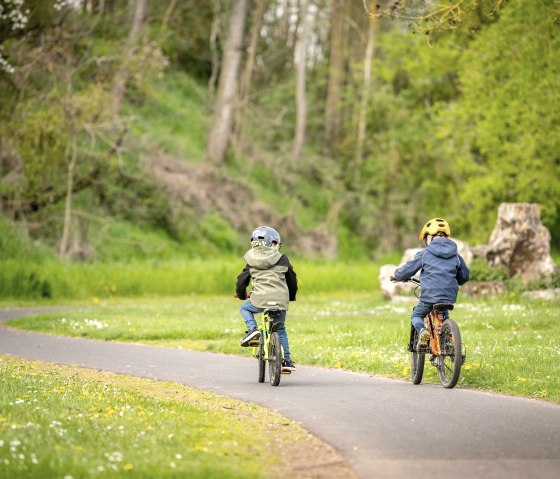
[123,464,134,471]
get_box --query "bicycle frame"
[425,309,445,356]
[251,309,282,360]
[400,277,464,388]
[252,307,285,386]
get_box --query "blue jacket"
[394,237,469,305]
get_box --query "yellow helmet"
[419,218,451,241]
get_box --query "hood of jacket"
[426,237,458,259]
[244,246,283,270]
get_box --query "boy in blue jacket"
[393,218,470,348]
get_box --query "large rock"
[483,203,556,282]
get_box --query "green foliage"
[438,1,560,244]
[468,258,509,282]
[0,258,382,301]
[199,214,239,252]
[128,72,209,161]
[0,217,53,262]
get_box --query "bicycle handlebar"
[391,276,420,286]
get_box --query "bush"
[469,258,509,281]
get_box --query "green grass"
[127,71,208,162]
[8,293,560,403]
[0,355,324,478]
[0,259,381,300]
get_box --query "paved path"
[1,308,559,479]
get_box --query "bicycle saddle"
[263,307,284,317]
[433,303,454,311]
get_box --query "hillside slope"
[144,152,337,257]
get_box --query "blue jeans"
[240,300,291,361]
[411,301,449,333]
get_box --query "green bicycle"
[251,307,288,387]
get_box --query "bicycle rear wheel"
[257,336,265,383]
[437,319,462,388]
[411,349,425,385]
[268,331,282,386]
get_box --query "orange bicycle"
[397,278,465,388]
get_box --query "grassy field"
[7,292,560,403]
[0,355,346,479]
[0,258,382,301]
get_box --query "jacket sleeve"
[457,255,470,286]
[279,255,298,301]
[235,265,251,299]
[394,251,424,281]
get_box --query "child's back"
[396,236,468,305]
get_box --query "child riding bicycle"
[392,218,470,349]
[235,226,298,372]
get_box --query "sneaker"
[240,328,260,347]
[417,328,430,348]
[282,359,296,372]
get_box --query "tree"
[206,0,249,166]
[439,0,560,243]
[111,0,148,116]
[291,0,310,164]
[234,0,267,149]
[325,0,346,142]
[353,1,377,184]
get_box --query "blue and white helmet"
[250,226,281,247]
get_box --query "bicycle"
[393,277,465,389]
[250,307,288,387]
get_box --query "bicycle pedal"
[281,370,292,375]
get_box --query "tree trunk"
[234,0,267,148]
[161,0,177,29]
[239,0,266,103]
[325,0,345,142]
[206,0,249,166]
[354,4,376,184]
[208,0,221,99]
[291,0,310,165]
[60,134,78,259]
[111,0,148,117]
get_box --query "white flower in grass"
[106,451,123,462]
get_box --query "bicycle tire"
[411,330,425,385]
[257,335,265,383]
[437,319,462,389]
[268,331,282,386]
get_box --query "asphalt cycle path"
[1,308,559,479]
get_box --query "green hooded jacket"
[235,245,298,310]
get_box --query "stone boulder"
[461,281,507,297]
[482,203,556,282]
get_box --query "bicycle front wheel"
[437,319,462,389]
[268,331,282,386]
[257,336,265,383]
[411,332,425,385]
